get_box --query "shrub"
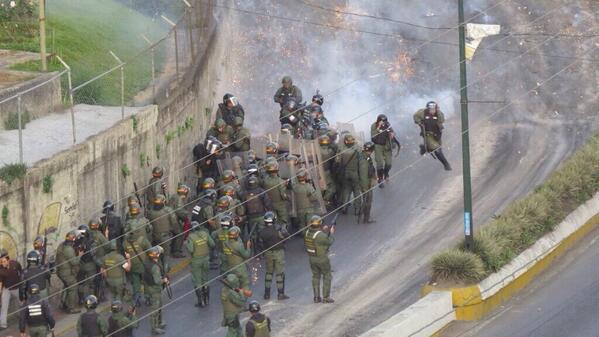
[4,110,32,130]
[431,134,599,284]
[431,249,485,283]
[0,163,27,184]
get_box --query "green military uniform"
[262,173,290,227]
[220,274,248,337]
[168,194,189,257]
[19,294,55,337]
[319,143,337,206]
[107,310,138,337]
[223,238,251,289]
[231,117,251,152]
[145,177,164,209]
[123,236,151,303]
[124,213,152,242]
[293,182,318,231]
[147,205,178,258]
[337,142,362,213]
[100,249,128,301]
[371,122,393,177]
[77,309,108,337]
[358,150,376,223]
[258,223,288,299]
[273,83,303,108]
[89,229,109,261]
[304,227,334,301]
[185,226,215,306]
[413,108,445,152]
[206,119,235,150]
[211,225,229,273]
[143,259,167,334]
[55,241,80,312]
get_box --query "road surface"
[441,224,599,337]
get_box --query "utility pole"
[39,0,47,71]
[458,0,474,249]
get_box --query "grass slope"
[4,0,171,105]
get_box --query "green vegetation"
[139,153,148,168]
[3,110,31,130]
[0,163,27,184]
[131,115,139,132]
[155,144,161,159]
[3,0,171,105]
[42,175,54,193]
[0,0,38,51]
[431,134,599,283]
[2,205,8,227]
[121,164,131,178]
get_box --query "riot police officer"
[258,212,290,300]
[414,101,452,170]
[55,230,81,313]
[216,93,245,127]
[143,247,169,335]
[371,114,400,187]
[101,200,123,244]
[19,284,55,337]
[274,76,303,108]
[147,194,182,258]
[146,166,167,209]
[359,142,377,223]
[242,176,272,244]
[304,215,335,303]
[223,226,252,289]
[262,161,290,229]
[20,250,51,301]
[107,300,138,337]
[77,295,107,337]
[245,300,272,337]
[185,221,215,307]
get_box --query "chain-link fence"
[0,0,205,167]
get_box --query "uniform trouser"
[230,266,250,290]
[27,325,49,337]
[295,209,313,232]
[78,263,96,302]
[247,216,264,239]
[153,232,172,258]
[106,277,127,301]
[423,132,441,152]
[342,172,362,211]
[264,249,285,291]
[322,174,337,204]
[57,272,78,310]
[374,144,392,173]
[128,271,143,301]
[309,256,332,298]
[223,314,242,337]
[219,253,229,274]
[190,256,210,286]
[361,188,374,221]
[272,202,289,227]
[0,288,19,327]
[146,286,163,331]
[172,222,184,254]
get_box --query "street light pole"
[39,0,47,71]
[458,0,474,249]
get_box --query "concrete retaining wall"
[0,7,224,261]
[0,71,63,130]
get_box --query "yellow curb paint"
[55,257,191,336]
[423,213,599,321]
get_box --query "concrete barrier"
[360,291,455,337]
[364,192,599,336]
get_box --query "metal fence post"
[161,15,179,82]
[109,51,125,119]
[56,56,76,144]
[141,34,156,101]
[17,95,24,164]
[183,0,195,61]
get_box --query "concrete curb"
[360,291,455,337]
[362,192,599,336]
[53,257,191,336]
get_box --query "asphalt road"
[59,0,599,336]
[441,224,599,337]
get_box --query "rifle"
[219,278,252,297]
[328,212,340,237]
[133,182,143,206]
[156,260,173,299]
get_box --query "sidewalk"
[0,104,146,166]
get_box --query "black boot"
[384,165,391,181]
[435,149,452,171]
[377,169,385,188]
[194,287,203,307]
[278,289,289,300]
[203,286,210,306]
[264,287,271,300]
